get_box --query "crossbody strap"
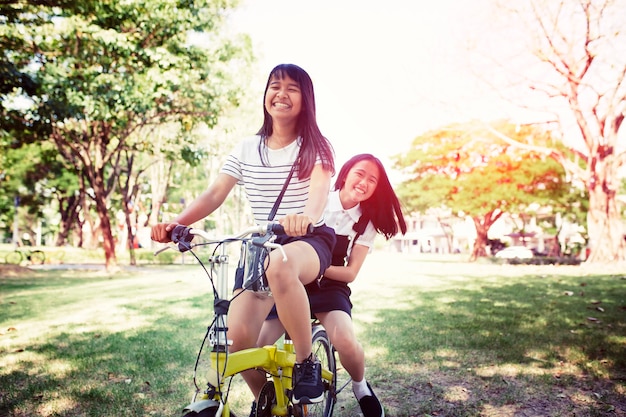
[268,163,297,221]
[345,212,369,256]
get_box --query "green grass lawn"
[1,251,625,417]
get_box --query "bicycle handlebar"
[155,222,313,256]
[171,222,286,249]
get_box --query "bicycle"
[5,248,45,265]
[156,222,340,417]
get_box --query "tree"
[473,0,626,262]
[394,121,571,260]
[0,143,41,244]
[0,138,73,244]
[1,0,252,270]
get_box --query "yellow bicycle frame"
[198,342,334,416]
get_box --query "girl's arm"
[280,164,331,236]
[303,163,332,222]
[322,243,369,284]
[151,173,238,242]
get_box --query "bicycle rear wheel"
[294,325,336,417]
[5,251,23,265]
[29,250,45,265]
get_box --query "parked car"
[495,246,534,259]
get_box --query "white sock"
[352,379,372,400]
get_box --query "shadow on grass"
[2,265,625,417]
[358,272,626,416]
[0,296,212,417]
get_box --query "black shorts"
[233,224,336,291]
[266,278,353,319]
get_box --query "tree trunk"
[91,175,118,271]
[124,201,137,266]
[55,194,80,246]
[471,219,489,261]
[470,210,504,261]
[93,196,117,271]
[586,183,625,262]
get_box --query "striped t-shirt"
[220,135,324,226]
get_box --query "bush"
[492,256,582,265]
[135,249,179,264]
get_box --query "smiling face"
[340,160,380,208]
[264,73,302,122]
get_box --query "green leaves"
[0,0,251,264]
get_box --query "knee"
[227,323,256,352]
[266,267,297,294]
[332,333,361,356]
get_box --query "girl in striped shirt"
[151,64,335,405]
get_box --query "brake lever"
[153,246,171,256]
[252,233,288,262]
[265,242,288,262]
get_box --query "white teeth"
[274,102,289,109]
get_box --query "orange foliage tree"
[394,121,577,260]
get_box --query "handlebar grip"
[269,223,285,235]
[170,225,194,252]
[269,223,314,235]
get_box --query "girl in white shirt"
[255,153,407,417]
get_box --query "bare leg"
[258,318,286,347]
[316,310,365,381]
[241,368,268,401]
[227,289,274,354]
[265,241,319,362]
[241,318,287,398]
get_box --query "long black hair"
[257,64,335,178]
[334,153,407,239]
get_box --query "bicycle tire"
[296,326,336,417]
[29,250,45,265]
[5,251,23,265]
[182,400,240,417]
[182,407,219,417]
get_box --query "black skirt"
[266,232,354,319]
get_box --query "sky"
[226,0,524,171]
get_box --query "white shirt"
[324,190,377,258]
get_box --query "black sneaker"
[248,401,257,417]
[292,354,324,404]
[356,383,385,417]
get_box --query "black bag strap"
[351,212,370,244]
[268,163,297,221]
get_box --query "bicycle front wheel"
[183,410,216,417]
[5,251,23,265]
[296,326,336,417]
[182,402,220,417]
[29,250,45,265]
